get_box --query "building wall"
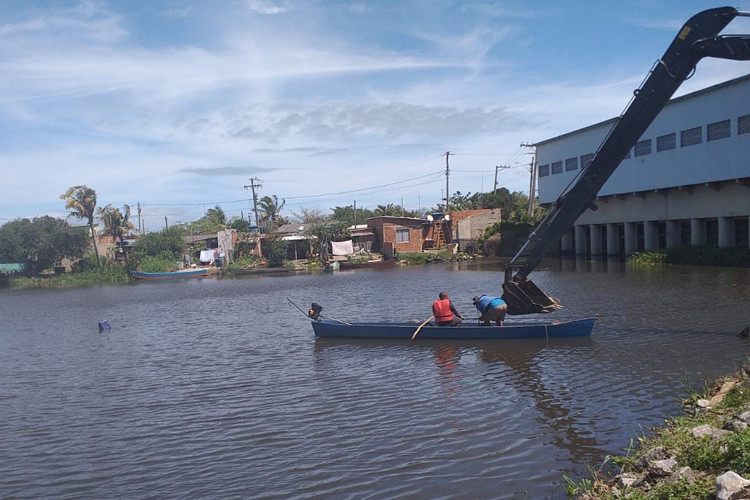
[537,75,750,204]
[535,74,750,255]
[366,216,425,253]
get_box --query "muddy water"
[1,259,748,498]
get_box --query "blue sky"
[2,0,749,230]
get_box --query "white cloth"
[331,240,354,256]
[200,250,214,263]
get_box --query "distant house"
[366,216,426,257]
[450,209,502,252]
[367,210,502,256]
[275,222,316,260]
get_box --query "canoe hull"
[311,317,597,339]
[131,269,208,280]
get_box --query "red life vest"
[433,299,453,322]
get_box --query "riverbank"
[568,357,750,499]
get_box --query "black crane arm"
[502,7,750,315]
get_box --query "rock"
[691,423,732,440]
[667,466,697,484]
[738,410,750,423]
[648,458,678,478]
[634,445,668,470]
[716,471,750,500]
[616,472,640,488]
[697,398,711,408]
[725,420,748,432]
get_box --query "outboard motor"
[308,303,323,320]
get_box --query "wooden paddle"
[411,316,434,341]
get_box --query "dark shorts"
[436,317,462,327]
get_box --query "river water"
[1,259,749,499]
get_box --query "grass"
[627,246,750,268]
[397,250,460,265]
[11,264,131,288]
[567,361,750,499]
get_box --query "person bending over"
[472,295,507,326]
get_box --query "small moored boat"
[311,316,597,340]
[131,268,209,280]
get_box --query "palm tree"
[98,204,135,263]
[60,185,101,267]
[258,195,286,233]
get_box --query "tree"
[0,216,88,275]
[291,208,328,224]
[60,185,101,266]
[132,226,186,260]
[330,205,375,226]
[305,221,349,266]
[373,203,418,218]
[98,204,135,263]
[258,195,287,233]
[187,205,227,234]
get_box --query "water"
[1,260,749,499]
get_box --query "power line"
[284,170,443,200]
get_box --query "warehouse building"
[535,74,750,256]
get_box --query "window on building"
[396,228,410,243]
[707,119,730,141]
[538,164,550,177]
[634,139,652,157]
[681,126,702,147]
[656,133,676,152]
[565,157,578,171]
[739,114,750,135]
[580,153,594,169]
[551,161,563,174]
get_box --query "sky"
[2,0,750,231]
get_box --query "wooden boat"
[130,268,208,280]
[311,316,597,340]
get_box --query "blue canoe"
[311,317,597,340]
[131,268,208,280]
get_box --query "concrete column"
[561,231,573,253]
[590,224,602,255]
[718,217,735,248]
[574,225,587,255]
[666,220,680,248]
[644,221,658,251]
[691,218,706,246]
[624,222,638,255]
[606,223,619,256]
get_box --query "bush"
[138,255,180,273]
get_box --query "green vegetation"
[628,251,669,267]
[397,250,457,264]
[568,362,750,499]
[11,260,130,288]
[0,216,88,275]
[628,247,750,268]
[60,185,101,266]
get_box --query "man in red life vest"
[432,291,464,326]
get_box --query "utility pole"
[494,165,510,194]
[244,177,262,233]
[353,200,357,226]
[164,216,168,230]
[443,151,452,212]
[520,143,537,216]
[137,202,143,233]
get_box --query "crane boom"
[502,6,750,315]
